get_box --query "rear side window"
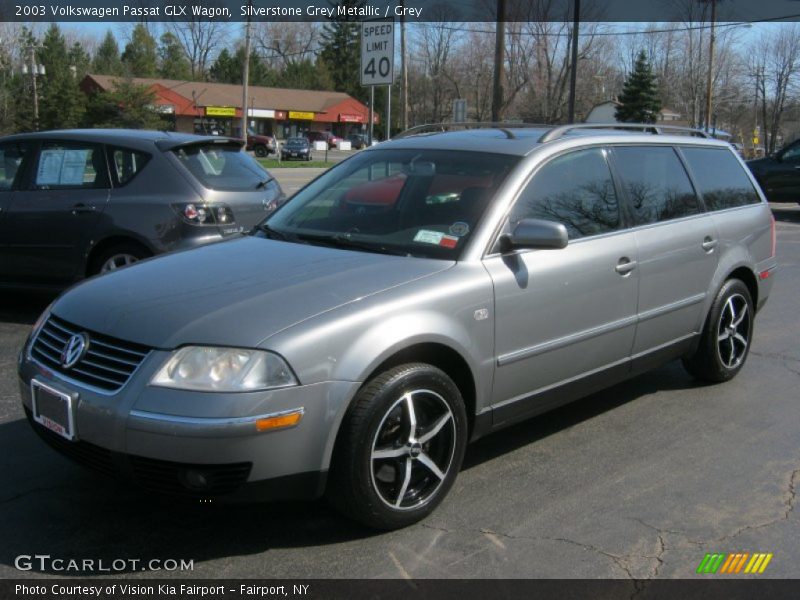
[0,142,31,190]
[109,147,150,186]
[681,147,760,210]
[509,148,619,239]
[173,144,268,191]
[33,142,109,190]
[612,146,699,226]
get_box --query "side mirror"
[500,218,569,252]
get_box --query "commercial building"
[81,74,378,139]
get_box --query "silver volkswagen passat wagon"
[18,124,777,529]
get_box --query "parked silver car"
[18,124,777,529]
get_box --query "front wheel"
[682,279,754,383]
[327,363,467,529]
[254,145,268,158]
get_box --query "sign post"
[361,18,394,143]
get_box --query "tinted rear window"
[110,147,150,186]
[173,144,268,191]
[681,147,760,210]
[612,146,699,225]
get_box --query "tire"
[682,278,754,383]
[327,363,468,530]
[254,145,268,158]
[89,242,151,276]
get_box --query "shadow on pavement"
[0,360,698,575]
[0,290,56,326]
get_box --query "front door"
[484,147,638,425]
[0,140,110,285]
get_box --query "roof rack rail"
[394,122,551,140]
[538,123,710,143]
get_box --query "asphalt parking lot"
[0,203,797,580]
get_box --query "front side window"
[0,141,31,190]
[173,143,269,191]
[681,147,760,210]
[509,148,619,239]
[33,142,109,190]
[612,146,699,225]
[262,149,519,259]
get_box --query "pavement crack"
[0,484,71,505]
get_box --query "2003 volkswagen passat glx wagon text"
[19,124,777,529]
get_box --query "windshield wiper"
[294,232,408,256]
[255,223,289,240]
[255,177,274,190]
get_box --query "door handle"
[615,257,637,275]
[71,203,96,215]
[701,237,718,252]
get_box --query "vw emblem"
[60,333,89,369]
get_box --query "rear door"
[0,140,35,281]
[610,145,719,359]
[0,140,110,285]
[484,147,639,424]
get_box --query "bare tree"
[170,18,228,80]
[253,22,320,70]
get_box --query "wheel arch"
[727,266,758,309]
[85,234,154,276]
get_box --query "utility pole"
[567,0,581,123]
[241,0,252,141]
[705,0,717,133]
[400,3,408,130]
[22,43,44,131]
[491,0,505,122]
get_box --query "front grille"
[31,315,151,392]
[25,408,116,477]
[130,456,252,496]
[25,409,251,497]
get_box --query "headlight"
[150,346,298,392]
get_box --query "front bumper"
[18,348,360,501]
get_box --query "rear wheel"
[254,145,268,158]
[90,242,151,275]
[327,363,467,529]
[682,279,754,383]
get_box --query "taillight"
[173,203,235,226]
[770,212,776,258]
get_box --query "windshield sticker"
[439,235,459,249]
[414,230,445,245]
[449,222,470,237]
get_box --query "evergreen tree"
[8,28,38,132]
[209,47,275,86]
[615,50,661,124]
[122,24,158,78]
[93,30,122,75]
[318,0,364,101]
[158,32,192,80]
[37,24,85,129]
[84,78,165,129]
[281,59,333,91]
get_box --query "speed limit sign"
[361,19,394,86]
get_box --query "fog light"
[180,469,210,490]
[256,409,304,432]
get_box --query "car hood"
[51,237,453,349]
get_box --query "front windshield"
[261,149,519,259]
[286,138,307,146]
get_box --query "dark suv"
[0,129,284,289]
[748,139,800,203]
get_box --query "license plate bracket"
[31,380,76,441]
